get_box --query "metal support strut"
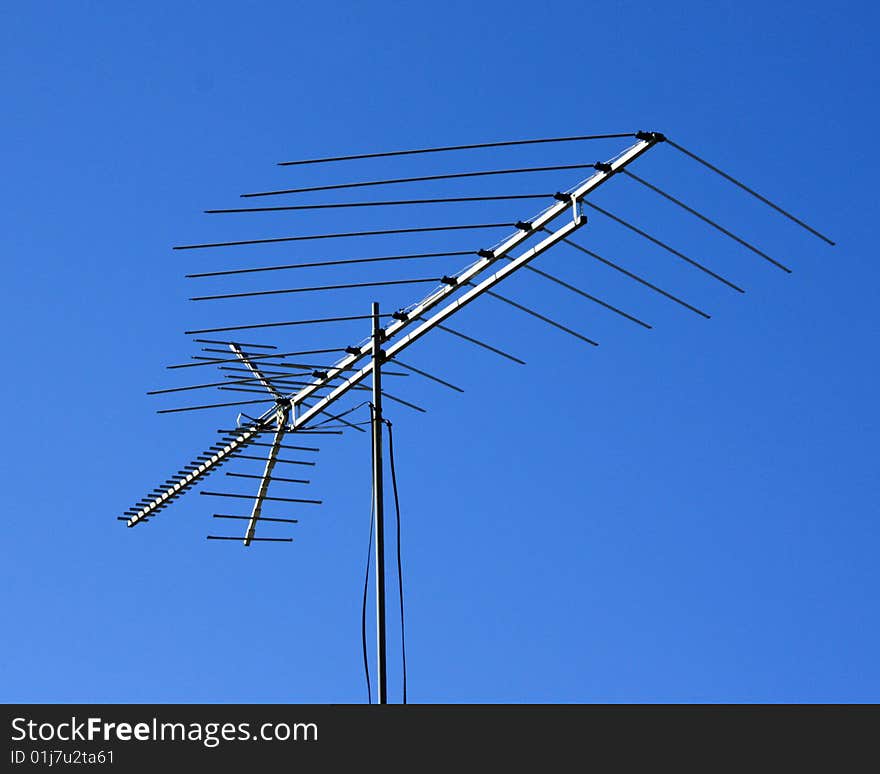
[371,301,388,704]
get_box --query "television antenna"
[119,130,832,703]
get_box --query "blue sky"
[1,1,878,703]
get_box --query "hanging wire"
[385,418,408,704]
[362,411,375,705]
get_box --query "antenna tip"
[635,130,666,142]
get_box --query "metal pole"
[371,301,388,704]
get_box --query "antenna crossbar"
[124,135,660,528]
[287,136,658,421]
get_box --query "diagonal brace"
[244,404,290,546]
[229,343,283,399]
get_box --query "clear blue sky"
[2,1,877,703]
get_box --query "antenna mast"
[371,302,388,704]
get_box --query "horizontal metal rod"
[483,289,598,346]
[172,358,311,382]
[235,455,316,465]
[219,371,312,384]
[148,374,297,396]
[554,235,711,319]
[214,513,300,524]
[220,381,335,396]
[276,133,634,166]
[235,442,319,452]
[217,364,308,375]
[207,535,293,542]
[225,366,379,387]
[665,138,835,246]
[225,472,311,484]
[200,346,347,360]
[521,263,652,329]
[220,384,397,404]
[219,365,408,378]
[192,338,277,349]
[215,427,337,437]
[163,352,333,374]
[174,223,511,250]
[207,194,554,213]
[186,250,475,279]
[435,322,526,365]
[190,277,441,301]
[201,491,322,504]
[217,424,288,441]
[621,169,791,272]
[219,386,312,396]
[157,397,276,414]
[584,202,745,293]
[169,353,315,370]
[241,163,599,198]
[379,390,427,413]
[391,358,464,393]
[218,362,408,376]
[310,419,369,430]
[185,313,394,335]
